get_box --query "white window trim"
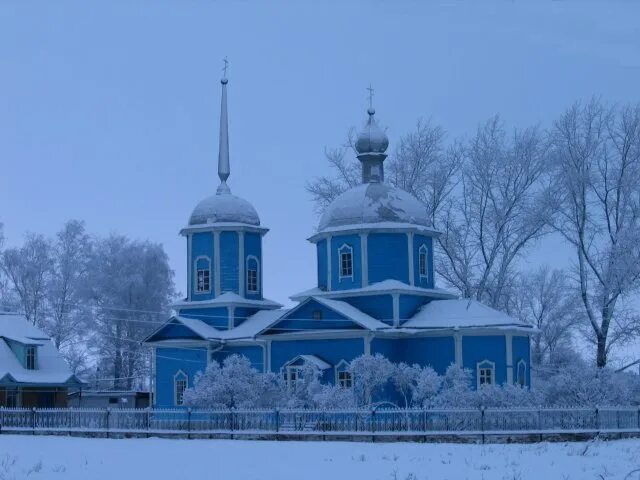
[476,359,496,388]
[174,370,188,406]
[418,244,429,279]
[334,360,353,388]
[338,243,354,281]
[193,255,212,294]
[283,365,304,389]
[516,359,527,386]
[246,254,260,293]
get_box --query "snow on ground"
[0,436,639,480]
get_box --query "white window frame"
[283,365,304,390]
[334,360,353,388]
[516,359,527,387]
[418,244,429,279]
[194,255,211,294]
[476,360,495,388]
[246,255,260,293]
[174,370,188,406]
[338,244,354,281]
[25,346,36,370]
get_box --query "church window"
[174,371,188,406]
[419,244,429,279]
[477,360,495,388]
[338,371,353,388]
[517,360,527,387]
[195,257,211,293]
[246,256,259,293]
[338,244,353,279]
[313,310,322,320]
[284,366,303,390]
[25,346,36,370]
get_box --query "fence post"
[106,408,111,438]
[422,409,427,433]
[480,407,485,444]
[370,408,375,437]
[187,408,192,439]
[595,407,600,433]
[274,408,279,434]
[146,408,151,437]
[31,407,36,435]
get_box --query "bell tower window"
[338,244,353,280]
[194,256,211,293]
[419,244,429,279]
[246,255,260,293]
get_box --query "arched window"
[517,360,527,387]
[335,360,353,389]
[194,256,211,293]
[246,255,260,293]
[418,244,429,279]
[174,370,188,406]
[477,360,495,388]
[338,244,353,280]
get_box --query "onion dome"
[318,182,429,231]
[355,108,389,155]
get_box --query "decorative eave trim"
[172,298,282,310]
[290,286,456,302]
[180,223,269,236]
[308,223,441,243]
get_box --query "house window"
[338,371,353,389]
[313,310,322,320]
[6,390,18,408]
[25,346,36,370]
[338,244,353,279]
[246,256,259,293]
[195,257,211,293]
[174,371,188,406]
[477,360,495,387]
[284,366,303,390]
[517,360,527,387]
[419,244,428,278]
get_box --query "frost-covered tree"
[412,366,442,407]
[392,362,421,408]
[312,384,357,409]
[349,354,395,406]
[430,364,474,408]
[550,100,640,367]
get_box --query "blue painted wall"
[148,321,203,341]
[220,231,239,294]
[191,232,214,301]
[244,232,262,299]
[512,335,531,387]
[398,295,427,321]
[370,338,403,363]
[211,344,265,372]
[270,338,365,384]
[368,233,409,284]
[401,336,455,374]
[462,335,507,387]
[179,306,229,329]
[342,294,394,324]
[331,235,362,290]
[316,239,328,291]
[413,234,434,288]
[265,299,365,334]
[233,307,260,328]
[155,346,207,408]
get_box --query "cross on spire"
[367,84,375,110]
[222,57,229,78]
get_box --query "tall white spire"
[217,57,231,195]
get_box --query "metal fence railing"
[1,407,639,438]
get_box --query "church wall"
[179,306,229,329]
[370,338,403,363]
[462,335,507,387]
[401,336,456,374]
[149,323,203,341]
[211,345,264,372]
[244,232,262,299]
[191,232,214,301]
[331,235,362,290]
[512,335,531,387]
[316,239,328,290]
[342,294,394,324]
[368,233,409,284]
[266,300,364,334]
[220,231,239,294]
[270,338,365,384]
[233,307,261,328]
[398,295,427,321]
[155,346,207,408]
[413,234,434,288]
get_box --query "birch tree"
[550,100,640,367]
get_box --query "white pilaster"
[392,293,400,327]
[454,332,463,366]
[506,333,513,384]
[228,306,235,329]
[364,334,372,355]
[326,235,332,291]
[187,234,193,301]
[214,231,221,296]
[360,233,368,287]
[266,340,272,372]
[238,231,245,297]
[407,232,414,286]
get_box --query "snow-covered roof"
[312,297,388,330]
[284,354,332,370]
[0,313,80,386]
[316,182,435,234]
[403,299,532,330]
[173,292,282,310]
[188,192,260,227]
[291,279,456,302]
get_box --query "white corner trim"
[505,333,513,384]
[228,306,236,329]
[326,235,332,291]
[238,231,245,297]
[360,233,368,287]
[454,333,463,366]
[364,334,372,355]
[187,235,193,301]
[213,231,221,297]
[407,232,415,286]
[392,293,400,327]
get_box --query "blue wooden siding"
[155,347,207,408]
[400,336,455,374]
[233,307,260,328]
[191,232,214,301]
[211,345,264,372]
[220,231,239,294]
[413,234,434,288]
[244,232,262,299]
[342,294,394,324]
[370,338,403,363]
[179,306,229,329]
[270,338,365,384]
[398,295,427,321]
[148,321,203,342]
[316,239,328,290]
[368,233,409,284]
[265,299,365,334]
[512,335,531,387]
[331,235,362,290]
[462,335,507,387]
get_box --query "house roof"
[0,313,80,386]
[284,354,332,370]
[312,297,388,330]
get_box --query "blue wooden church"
[144,74,533,408]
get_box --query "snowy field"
[0,436,639,480]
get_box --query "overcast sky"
[2,1,640,315]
